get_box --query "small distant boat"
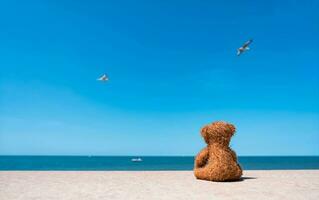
[131,158,143,162]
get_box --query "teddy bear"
[194,121,242,182]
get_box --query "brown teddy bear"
[194,121,242,182]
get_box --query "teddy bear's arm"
[230,149,243,171]
[195,147,209,168]
[230,149,239,162]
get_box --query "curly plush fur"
[194,121,242,182]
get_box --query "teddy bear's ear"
[200,126,210,143]
[227,123,236,135]
[200,126,208,135]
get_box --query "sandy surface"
[0,170,318,200]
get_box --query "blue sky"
[0,0,318,156]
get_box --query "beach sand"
[0,170,318,200]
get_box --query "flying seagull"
[97,74,109,82]
[237,39,253,56]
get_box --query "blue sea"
[0,156,318,171]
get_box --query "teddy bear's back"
[206,146,242,181]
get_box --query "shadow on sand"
[221,176,257,183]
[196,177,257,183]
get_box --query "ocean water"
[0,156,318,171]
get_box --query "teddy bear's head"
[200,121,236,145]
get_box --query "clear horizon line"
[1,155,319,157]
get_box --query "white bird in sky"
[237,39,253,56]
[97,74,109,82]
